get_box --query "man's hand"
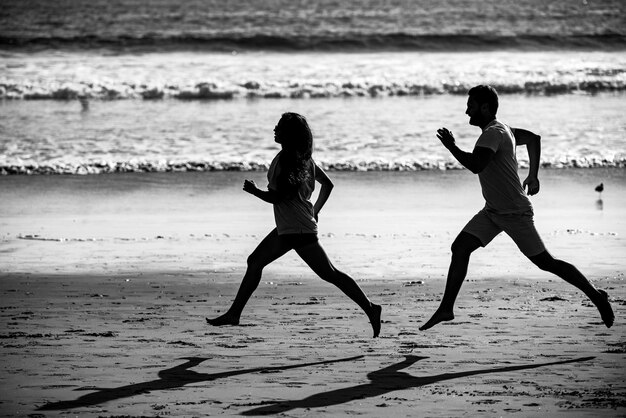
[437,127,456,149]
[523,176,540,196]
[243,179,258,195]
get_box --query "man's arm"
[512,127,541,195]
[243,179,283,204]
[437,127,494,174]
[313,164,334,220]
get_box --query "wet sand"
[1,169,625,416]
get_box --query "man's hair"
[468,85,499,115]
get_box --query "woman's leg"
[206,229,292,326]
[295,242,381,337]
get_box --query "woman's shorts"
[280,233,319,249]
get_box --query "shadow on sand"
[241,355,595,415]
[38,354,594,414]
[37,355,364,411]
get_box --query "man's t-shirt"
[475,119,532,214]
[267,152,318,235]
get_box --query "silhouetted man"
[420,85,614,331]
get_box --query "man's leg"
[206,229,292,326]
[529,251,614,328]
[420,232,483,331]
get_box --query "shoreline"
[2,168,625,277]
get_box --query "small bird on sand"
[595,182,604,197]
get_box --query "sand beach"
[1,169,625,417]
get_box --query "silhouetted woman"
[206,112,381,337]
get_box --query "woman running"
[206,112,382,337]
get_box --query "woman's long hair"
[275,112,313,194]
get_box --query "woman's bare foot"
[419,310,454,331]
[368,303,382,338]
[206,313,240,326]
[595,289,614,328]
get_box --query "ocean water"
[1,0,625,174]
[2,0,624,50]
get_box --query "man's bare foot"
[206,313,239,326]
[368,303,382,338]
[419,310,454,331]
[596,289,614,328]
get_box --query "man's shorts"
[462,208,546,257]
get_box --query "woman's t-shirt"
[267,152,317,235]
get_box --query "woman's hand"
[243,179,258,195]
[243,180,281,203]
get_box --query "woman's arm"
[243,179,282,204]
[313,164,334,220]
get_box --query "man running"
[420,85,614,331]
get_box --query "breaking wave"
[2,156,624,175]
[2,77,624,101]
